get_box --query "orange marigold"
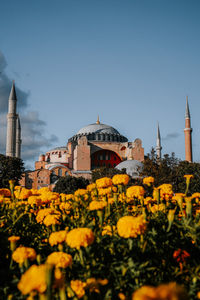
[18,264,47,295]
[117,215,146,238]
[0,188,11,197]
[112,174,130,186]
[143,176,154,186]
[88,200,107,211]
[70,280,86,299]
[46,252,72,268]
[96,177,113,188]
[49,230,67,246]
[43,214,61,227]
[66,228,95,249]
[126,186,145,200]
[12,246,36,264]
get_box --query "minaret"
[96,115,100,124]
[6,81,18,157]
[184,96,193,162]
[156,122,162,159]
[16,115,22,158]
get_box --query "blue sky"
[0,0,200,168]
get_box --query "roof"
[116,160,143,177]
[9,81,17,101]
[77,123,121,135]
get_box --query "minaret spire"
[6,81,18,157]
[16,115,22,158]
[184,96,193,162]
[156,122,162,159]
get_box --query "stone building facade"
[20,119,144,189]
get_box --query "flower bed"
[0,175,200,299]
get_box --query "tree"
[53,175,89,194]
[140,149,200,194]
[91,167,126,183]
[0,154,25,188]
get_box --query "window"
[58,169,62,176]
[65,171,68,176]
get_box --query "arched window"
[58,168,62,176]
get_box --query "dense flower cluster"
[96,177,113,188]
[126,186,145,200]
[12,246,36,264]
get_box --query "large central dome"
[69,119,128,143]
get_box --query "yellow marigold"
[102,225,115,236]
[30,188,40,195]
[108,197,115,204]
[132,282,188,300]
[18,264,47,295]
[74,189,88,197]
[66,228,95,249]
[14,188,32,200]
[38,187,51,194]
[112,174,130,186]
[60,193,74,201]
[158,184,173,200]
[144,197,153,205]
[126,186,145,200]
[40,191,59,204]
[150,204,165,213]
[0,188,11,197]
[88,200,107,211]
[43,214,61,226]
[36,208,61,223]
[87,183,97,192]
[143,176,154,186]
[184,174,194,180]
[49,230,67,246]
[96,177,113,188]
[12,246,36,264]
[98,187,113,196]
[46,252,72,268]
[28,196,42,206]
[59,202,72,213]
[117,215,146,238]
[85,277,108,293]
[192,193,200,199]
[70,280,86,299]
[8,236,20,242]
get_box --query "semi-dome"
[116,159,143,177]
[69,119,128,143]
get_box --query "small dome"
[116,160,143,177]
[70,121,128,143]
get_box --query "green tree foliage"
[0,154,24,188]
[91,166,126,182]
[53,175,89,194]
[141,148,200,194]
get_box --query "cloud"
[163,132,180,141]
[0,51,58,168]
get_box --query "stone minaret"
[6,81,18,157]
[156,122,162,159]
[16,115,21,158]
[184,96,193,162]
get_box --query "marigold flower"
[17,264,47,295]
[46,252,72,268]
[8,236,20,242]
[88,200,107,211]
[66,228,95,249]
[96,177,113,188]
[126,186,145,200]
[98,187,113,196]
[74,189,88,197]
[36,208,61,224]
[14,188,32,200]
[117,215,146,238]
[143,176,154,186]
[132,282,188,300]
[87,183,97,191]
[0,188,11,197]
[150,204,165,213]
[43,214,61,226]
[28,196,42,206]
[49,230,67,246]
[158,184,173,200]
[59,202,72,213]
[12,246,36,264]
[70,280,86,299]
[112,174,130,186]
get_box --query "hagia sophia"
[5,82,193,189]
